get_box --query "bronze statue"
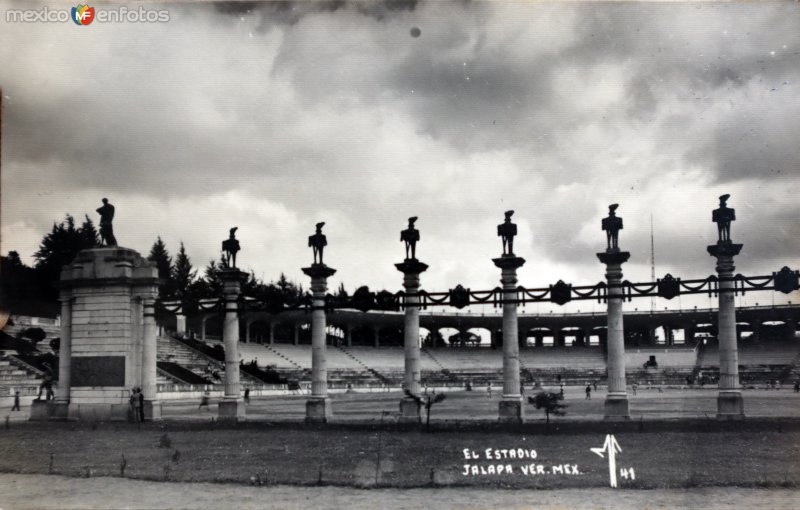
[601,204,623,252]
[712,194,735,243]
[400,216,420,260]
[96,198,117,246]
[497,210,517,256]
[221,227,240,268]
[309,222,327,265]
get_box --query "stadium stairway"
[0,356,43,397]
[333,345,390,385]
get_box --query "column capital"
[596,251,630,265]
[302,263,337,279]
[492,255,526,271]
[707,242,743,259]
[395,259,429,275]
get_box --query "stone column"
[345,325,352,347]
[269,322,275,344]
[302,264,336,422]
[201,316,207,341]
[493,255,526,423]
[175,312,186,337]
[707,243,744,419]
[395,259,428,422]
[142,298,161,420]
[217,269,248,421]
[53,295,73,419]
[597,250,631,419]
[373,326,380,347]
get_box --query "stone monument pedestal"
[399,397,421,423]
[144,400,162,421]
[717,392,745,420]
[604,394,630,420]
[29,400,54,421]
[218,399,246,421]
[58,247,159,422]
[498,398,523,423]
[305,397,332,423]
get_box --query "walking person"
[11,390,20,411]
[199,390,211,410]
[585,384,592,399]
[244,387,250,405]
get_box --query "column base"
[498,398,523,423]
[305,398,332,423]
[717,392,744,420]
[29,400,55,421]
[144,400,162,421]
[218,399,246,422]
[604,395,630,420]
[399,397,421,423]
[51,401,70,420]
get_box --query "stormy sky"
[1,1,798,312]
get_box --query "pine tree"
[172,242,196,299]
[148,237,174,298]
[33,214,98,299]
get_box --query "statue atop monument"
[221,227,240,268]
[601,204,623,252]
[309,222,327,265]
[96,198,117,246]
[400,216,420,260]
[497,210,517,256]
[712,194,735,244]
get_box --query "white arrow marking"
[591,434,622,488]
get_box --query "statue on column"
[400,216,420,260]
[497,210,517,256]
[221,227,240,268]
[712,194,735,244]
[309,222,327,265]
[601,204,623,252]
[96,198,117,246]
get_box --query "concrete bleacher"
[625,347,698,369]
[702,341,800,367]
[521,347,606,369]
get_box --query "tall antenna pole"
[650,213,655,312]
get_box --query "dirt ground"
[1,473,799,510]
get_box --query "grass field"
[2,389,800,491]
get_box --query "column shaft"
[175,313,186,337]
[606,263,627,396]
[717,258,739,392]
[403,273,421,395]
[223,296,240,400]
[310,278,328,398]
[142,299,158,402]
[56,297,72,403]
[501,269,521,398]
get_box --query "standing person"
[244,387,250,404]
[128,388,137,422]
[794,381,799,393]
[137,388,145,422]
[487,384,492,398]
[559,382,565,398]
[130,388,143,422]
[11,390,20,411]
[632,382,638,396]
[199,390,210,410]
[585,384,592,399]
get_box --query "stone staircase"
[0,356,43,397]
[334,346,390,385]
